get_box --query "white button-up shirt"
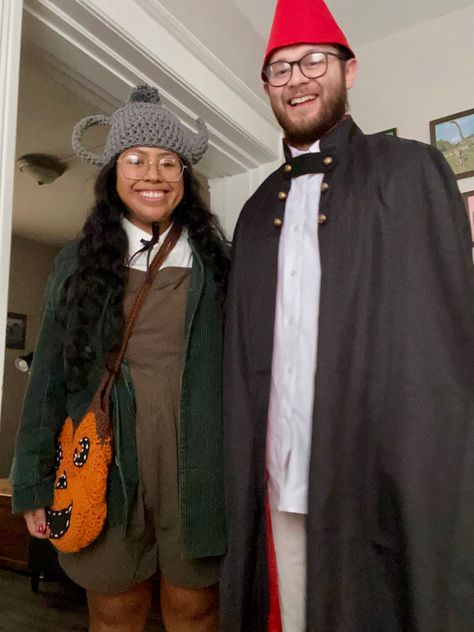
[267,140,323,514]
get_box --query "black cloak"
[221,118,474,632]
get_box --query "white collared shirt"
[267,139,323,514]
[121,217,192,270]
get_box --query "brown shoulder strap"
[101,222,182,405]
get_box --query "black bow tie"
[140,221,161,250]
[282,153,337,179]
[139,235,159,250]
[129,222,161,277]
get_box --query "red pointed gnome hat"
[263,0,354,70]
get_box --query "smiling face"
[116,146,185,234]
[264,43,358,149]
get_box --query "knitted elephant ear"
[72,114,111,166]
[189,118,209,165]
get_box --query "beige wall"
[0,235,60,478]
[350,3,474,198]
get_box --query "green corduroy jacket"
[11,237,227,559]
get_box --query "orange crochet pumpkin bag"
[47,378,114,553]
[47,223,181,553]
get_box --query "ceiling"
[236,0,474,45]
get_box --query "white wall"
[350,3,474,196]
[210,158,281,238]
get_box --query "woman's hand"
[24,508,49,539]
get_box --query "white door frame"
[0,0,23,414]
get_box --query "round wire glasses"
[117,151,185,182]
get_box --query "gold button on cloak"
[283,164,292,173]
[323,156,333,166]
[273,217,283,227]
[278,191,287,200]
[318,214,328,224]
[321,182,329,192]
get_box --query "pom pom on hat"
[127,84,161,104]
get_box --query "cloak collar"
[281,115,356,178]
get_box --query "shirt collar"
[289,138,321,157]
[121,216,172,260]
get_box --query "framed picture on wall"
[378,127,398,136]
[462,190,474,243]
[6,312,27,350]
[429,108,474,179]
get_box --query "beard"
[271,81,348,147]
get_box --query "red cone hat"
[263,0,354,69]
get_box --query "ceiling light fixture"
[16,153,67,186]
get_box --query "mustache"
[272,86,348,147]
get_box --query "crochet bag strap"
[99,222,182,416]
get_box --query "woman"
[11,85,229,631]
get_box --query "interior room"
[0,0,473,629]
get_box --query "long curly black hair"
[62,158,229,391]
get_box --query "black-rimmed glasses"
[263,51,346,87]
[117,152,185,182]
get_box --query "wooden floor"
[0,568,164,631]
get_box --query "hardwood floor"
[0,568,164,631]
[0,568,88,631]
[0,481,163,630]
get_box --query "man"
[221,0,474,630]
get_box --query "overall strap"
[101,222,182,409]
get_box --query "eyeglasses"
[117,152,185,182]
[263,51,346,87]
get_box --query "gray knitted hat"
[72,85,208,166]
